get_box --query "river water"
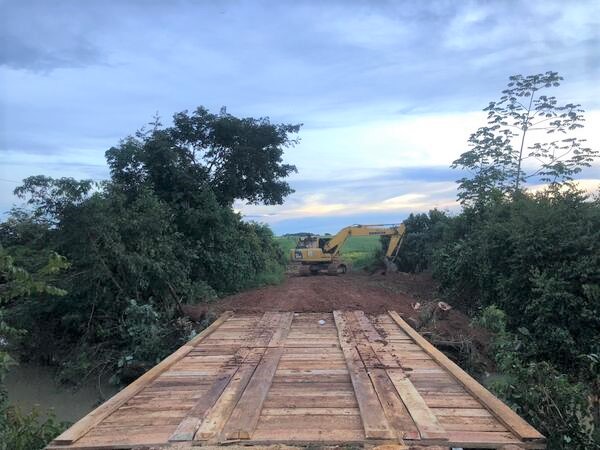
[5,363,119,423]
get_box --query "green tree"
[13,176,95,224]
[392,209,451,272]
[107,107,301,207]
[2,106,294,386]
[452,72,597,205]
[0,247,69,449]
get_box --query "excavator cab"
[296,236,331,250]
[296,236,319,249]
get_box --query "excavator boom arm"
[322,224,406,257]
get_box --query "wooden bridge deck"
[48,311,545,449]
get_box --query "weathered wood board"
[47,311,545,449]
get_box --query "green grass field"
[276,235,382,270]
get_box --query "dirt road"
[182,272,492,371]
[209,272,428,315]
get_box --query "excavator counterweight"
[290,224,406,276]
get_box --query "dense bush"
[393,209,452,273]
[433,188,600,373]
[397,73,600,448]
[397,188,600,448]
[0,247,69,448]
[0,107,298,385]
[475,306,596,449]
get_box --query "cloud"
[0,0,105,71]
[1,0,599,230]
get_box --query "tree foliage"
[0,247,69,449]
[0,106,297,386]
[392,209,452,273]
[107,107,300,207]
[398,73,599,447]
[453,72,597,205]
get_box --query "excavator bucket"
[384,257,398,273]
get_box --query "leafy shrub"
[433,188,600,373]
[0,405,67,450]
[476,306,597,449]
[0,248,68,449]
[1,107,298,385]
[394,209,452,272]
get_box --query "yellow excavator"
[290,224,406,276]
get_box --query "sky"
[1,0,599,234]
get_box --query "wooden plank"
[192,311,291,442]
[168,342,255,441]
[353,310,386,342]
[51,311,234,446]
[350,312,441,441]
[222,347,284,439]
[262,408,360,416]
[446,431,546,448]
[256,414,364,431]
[430,407,493,417]
[386,368,447,440]
[388,311,545,443]
[253,311,285,347]
[250,428,365,442]
[367,367,420,440]
[268,312,294,347]
[421,394,484,409]
[263,394,358,408]
[169,349,249,441]
[223,346,287,439]
[272,374,351,384]
[333,311,395,440]
[194,348,265,441]
[437,415,507,432]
